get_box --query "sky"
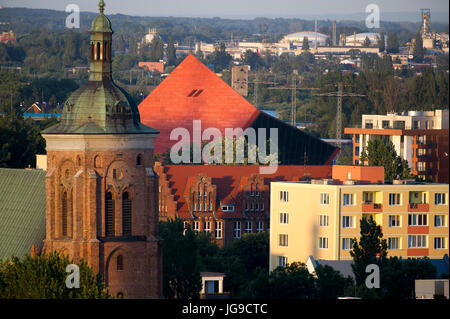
[1,0,449,21]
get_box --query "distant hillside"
[0,7,448,45]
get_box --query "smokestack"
[332,20,337,46]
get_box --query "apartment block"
[269,165,449,271]
[344,110,449,183]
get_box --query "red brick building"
[41,2,162,299]
[138,61,164,73]
[155,163,333,247]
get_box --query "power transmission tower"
[313,82,366,162]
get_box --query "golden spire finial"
[99,0,105,14]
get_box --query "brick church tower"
[41,0,162,298]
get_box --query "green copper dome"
[90,14,112,33]
[43,0,158,136]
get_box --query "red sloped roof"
[161,165,332,219]
[138,54,261,154]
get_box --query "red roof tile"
[138,54,261,154]
[160,165,332,219]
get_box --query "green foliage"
[205,43,232,72]
[363,36,371,48]
[302,37,310,51]
[350,215,387,286]
[167,37,177,66]
[412,34,425,63]
[359,137,410,180]
[0,111,56,168]
[314,264,354,299]
[0,251,108,299]
[268,262,315,299]
[159,219,202,299]
[386,32,399,54]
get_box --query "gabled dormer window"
[221,204,235,212]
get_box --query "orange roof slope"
[138,54,260,154]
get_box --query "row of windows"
[314,236,448,250]
[316,192,448,206]
[278,213,446,228]
[186,221,265,239]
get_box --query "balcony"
[408,203,429,212]
[362,203,383,212]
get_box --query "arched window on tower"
[117,255,124,271]
[96,42,101,61]
[105,191,115,237]
[62,191,68,237]
[122,192,132,236]
[136,154,142,166]
[94,155,101,168]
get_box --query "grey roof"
[314,259,355,279]
[0,168,46,259]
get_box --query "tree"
[159,219,202,299]
[0,251,108,299]
[206,42,232,72]
[302,37,310,51]
[350,215,387,287]
[150,36,164,62]
[268,262,315,299]
[363,36,371,47]
[314,264,354,299]
[386,32,399,54]
[412,34,425,63]
[377,33,386,52]
[243,50,264,70]
[359,138,410,180]
[0,111,56,168]
[167,37,177,66]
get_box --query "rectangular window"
[280,212,289,224]
[245,221,252,233]
[193,221,200,232]
[319,215,329,227]
[278,256,288,267]
[408,235,427,248]
[256,221,264,232]
[320,193,330,205]
[435,193,447,205]
[408,214,427,226]
[204,221,211,233]
[234,221,241,239]
[342,216,354,228]
[215,221,222,239]
[279,234,288,247]
[434,237,446,249]
[318,237,328,249]
[342,238,353,250]
[280,191,289,202]
[434,215,445,227]
[343,194,354,206]
[389,215,401,227]
[389,193,401,206]
[388,237,400,250]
